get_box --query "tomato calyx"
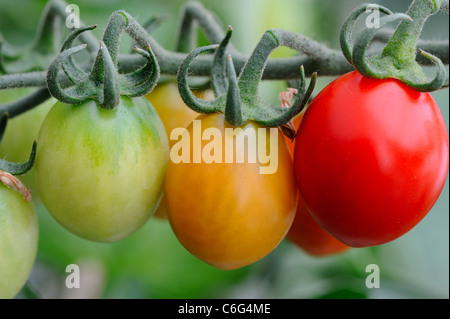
[177,26,317,128]
[340,1,448,92]
[46,11,160,110]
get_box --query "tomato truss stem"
[0,0,448,116]
[340,0,449,92]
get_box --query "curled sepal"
[179,28,317,128]
[403,49,447,92]
[47,10,161,110]
[120,45,160,97]
[98,41,120,110]
[0,140,37,177]
[352,13,412,78]
[224,55,244,126]
[47,43,96,104]
[340,4,393,65]
[258,68,316,128]
[340,1,449,92]
[177,44,223,114]
[60,24,98,84]
[352,13,447,92]
[212,26,233,97]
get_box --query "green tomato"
[0,89,53,163]
[0,183,39,299]
[0,89,54,197]
[35,96,169,242]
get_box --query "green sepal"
[177,27,316,127]
[0,140,37,176]
[340,1,449,92]
[0,107,36,176]
[46,10,161,110]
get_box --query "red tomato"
[284,111,350,256]
[287,194,350,256]
[294,71,449,247]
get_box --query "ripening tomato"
[35,96,169,242]
[146,81,214,219]
[0,183,39,299]
[164,113,297,270]
[146,82,214,147]
[294,71,449,247]
[0,89,53,163]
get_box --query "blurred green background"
[0,0,448,299]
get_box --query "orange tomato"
[146,82,214,219]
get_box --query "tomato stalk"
[0,0,448,116]
[0,88,51,119]
[0,0,97,74]
[341,0,448,91]
[0,0,62,73]
[383,0,443,63]
[175,2,242,58]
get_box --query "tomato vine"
[0,0,448,118]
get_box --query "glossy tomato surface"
[146,82,214,219]
[35,96,169,242]
[0,89,54,197]
[146,81,214,148]
[287,194,350,256]
[164,113,297,270]
[285,112,350,256]
[0,183,38,299]
[294,71,449,247]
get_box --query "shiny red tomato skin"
[294,71,449,247]
[287,194,350,256]
[285,112,350,256]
